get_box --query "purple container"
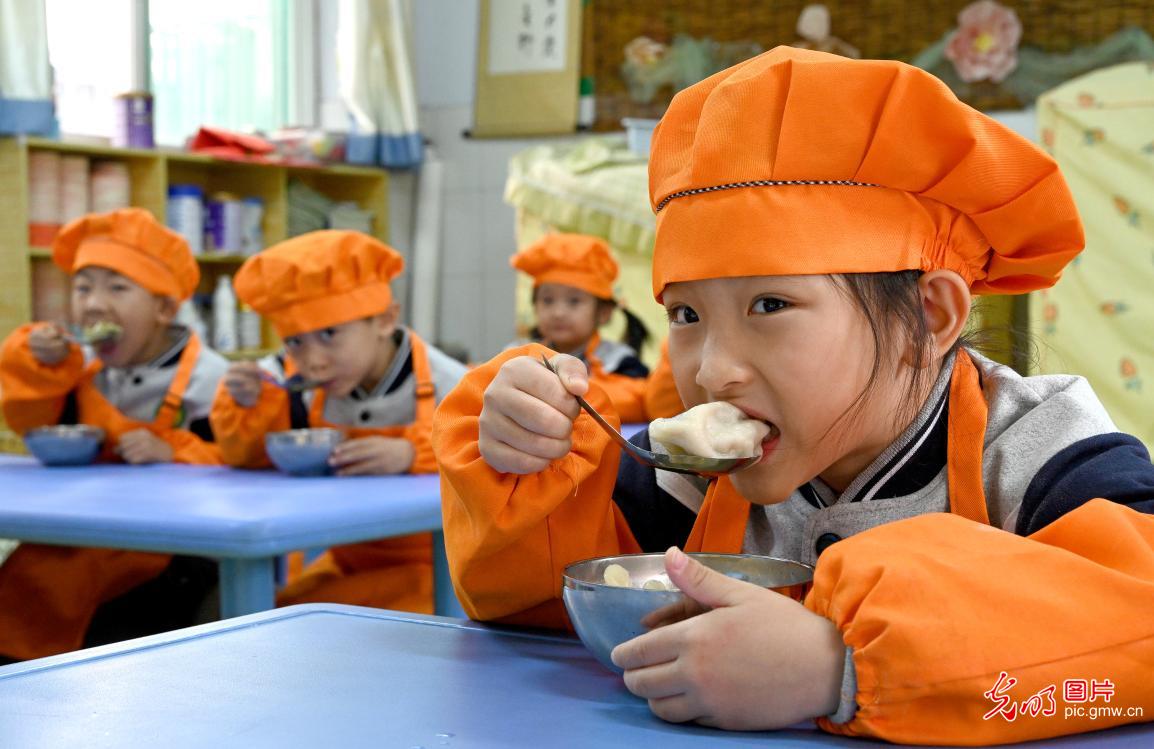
[205,193,243,254]
[114,92,154,149]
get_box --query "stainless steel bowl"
[23,424,106,467]
[265,428,344,476]
[563,552,814,673]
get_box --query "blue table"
[0,604,1146,748]
[0,456,459,618]
[622,422,646,439]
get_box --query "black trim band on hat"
[654,179,880,212]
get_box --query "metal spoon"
[539,355,758,477]
[64,324,121,346]
[259,372,325,393]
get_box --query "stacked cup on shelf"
[27,153,132,324]
[59,155,91,223]
[27,151,61,246]
[90,162,131,214]
[29,153,132,247]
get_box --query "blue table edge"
[0,603,1147,748]
[0,604,557,680]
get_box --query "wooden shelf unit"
[0,135,389,447]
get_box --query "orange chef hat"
[649,47,1084,300]
[234,230,404,337]
[510,233,619,300]
[53,208,198,301]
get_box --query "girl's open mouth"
[757,425,780,464]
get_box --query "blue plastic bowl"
[24,425,105,467]
[265,428,343,476]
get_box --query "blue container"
[166,184,204,255]
[206,192,242,254]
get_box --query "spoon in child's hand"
[64,323,121,345]
[538,355,758,477]
[258,371,325,393]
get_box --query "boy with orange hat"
[510,233,650,422]
[0,207,228,662]
[210,230,466,612]
[432,48,1154,744]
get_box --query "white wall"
[410,0,560,363]
[318,0,533,361]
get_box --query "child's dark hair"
[528,286,650,354]
[832,271,937,431]
[831,270,1028,432]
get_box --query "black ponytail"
[594,297,649,354]
[619,306,650,355]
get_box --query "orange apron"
[644,338,684,420]
[0,334,206,661]
[76,333,204,457]
[276,334,437,614]
[686,349,992,554]
[581,334,648,423]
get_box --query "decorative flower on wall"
[624,36,667,67]
[621,35,761,105]
[944,0,1022,83]
[791,4,861,59]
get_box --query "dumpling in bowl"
[649,401,770,459]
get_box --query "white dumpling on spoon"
[649,401,770,459]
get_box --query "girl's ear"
[916,270,972,364]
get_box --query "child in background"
[0,207,228,661]
[210,230,466,612]
[432,48,1154,744]
[510,233,650,421]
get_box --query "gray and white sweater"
[611,350,1154,724]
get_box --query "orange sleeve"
[208,381,290,468]
[594,372,649,423]
[0,324,85,434]
[644,339,683,420]
[432,344,642,628]
[156,428,223,465]
[807,499,1154,745]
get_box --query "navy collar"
[798,352,955,508]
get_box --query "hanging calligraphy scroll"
[472,0,582,137]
